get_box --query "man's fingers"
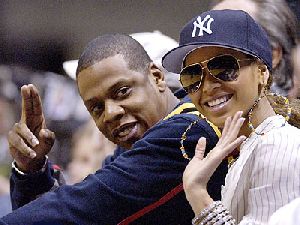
[13,123,39,147]
[9,146,31,164]
[30,84,44,120]
[39,129,55,149]
[194,137,207,160]
[20,85,31,123]
[8,130,37,159]
[20,84,45,129]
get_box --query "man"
[1,34,227,224]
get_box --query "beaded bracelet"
[192,201,221,224]
[192,201,235,225]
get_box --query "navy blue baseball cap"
[162,9,272,74]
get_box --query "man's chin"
[118,135,143,149]
[115,144,129,150]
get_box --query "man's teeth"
[118,127,132,137]
[207,95,230,107]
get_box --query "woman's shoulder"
[258,120,300,150]
[276,121,300,137]
[261,115,300,135]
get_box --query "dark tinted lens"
[184,81,202,93]
[180,64,203,93]
[207,55,239,81]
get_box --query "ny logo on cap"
[192,15,214,37]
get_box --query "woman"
[162,9,300,224]
[211,0,298,97]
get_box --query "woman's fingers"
[195,137,207,160]
[227,111,243,133]
[218,111,245,146]
[226,116,245,143]
[226,135,247,152]
[207,111,246,164]
[219,116,232,138]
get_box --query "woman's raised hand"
[183,111,246,215]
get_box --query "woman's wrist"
[185,188,213,215]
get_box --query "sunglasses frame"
[180,54,255,94]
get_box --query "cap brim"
[162,42,263,74]
[162,44,204,74]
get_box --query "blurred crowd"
[0,65,88,216]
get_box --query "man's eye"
[90,105,103,117]
[116,87,131,98]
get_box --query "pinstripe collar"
[251,115,286,137]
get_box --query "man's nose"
[103,100,125,123]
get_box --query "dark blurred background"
[0,0,298,75]
[0,0,213,74]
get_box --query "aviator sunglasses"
[180,54,254,93]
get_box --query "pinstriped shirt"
[222,115,300,225]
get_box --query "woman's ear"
[257,64,270,86]
[272,45,283,69]
[149,62,167,92]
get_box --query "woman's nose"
[201,70,222,94]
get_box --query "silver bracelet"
[12,155,49,176]
[192,201,222,225]
[192,201,235,225]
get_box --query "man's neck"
[166,89,180,113]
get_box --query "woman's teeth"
[207,95,231,107]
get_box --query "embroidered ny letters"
[192,15,214,37]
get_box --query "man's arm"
[9,145,123,209]
[1,114,227,225]
[9,159,64,209]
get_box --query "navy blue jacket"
[1,95,227,225]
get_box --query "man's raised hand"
[8,84,55,173]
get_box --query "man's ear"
[272,45,282,69]
[149,62,166,92]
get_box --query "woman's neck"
[240,96,276,137]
